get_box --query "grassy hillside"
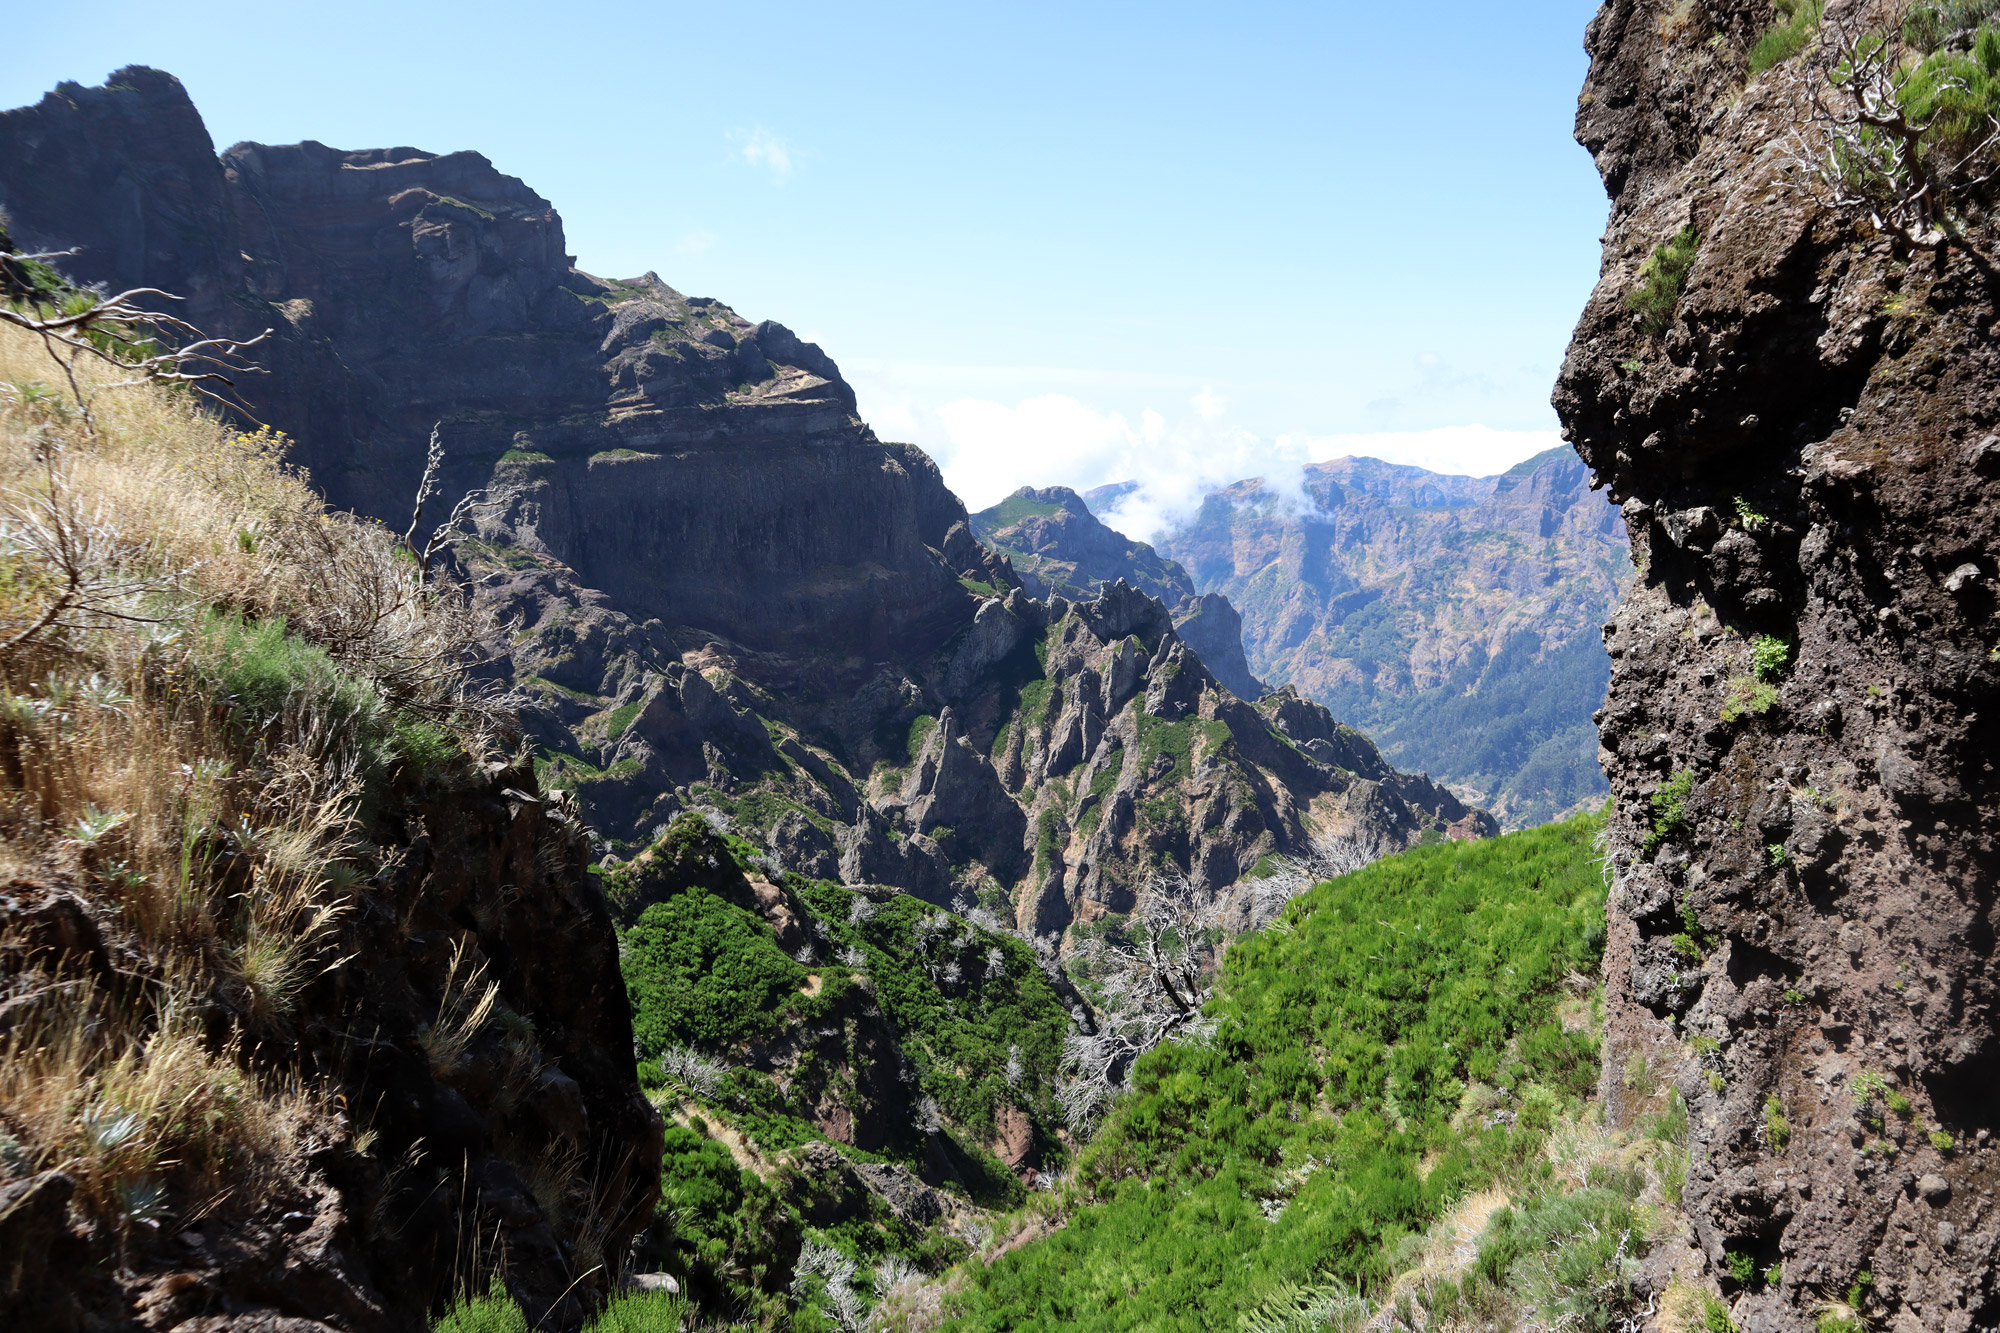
[945,813,1623,1331]
[0,302,657,1321]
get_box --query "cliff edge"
[1559,2,2000,1328]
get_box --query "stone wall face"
[1558,3,2000,1328]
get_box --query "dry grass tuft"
[0,314,506,1235]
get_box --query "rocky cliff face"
[0,68,1491,956]
[1151,448,1628,827]
[970,485,1267,700]
[0,67,999,662]
[3,765,658,1333]
[486,548,1492,945]
[1561,2,2000,1329]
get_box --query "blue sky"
[8,1,1608,533]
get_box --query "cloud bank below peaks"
[889,388,1566,544]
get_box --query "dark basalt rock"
[1561,4,2000,1329]
[0,66,1000,664]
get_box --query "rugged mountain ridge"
[969,484,1267,700]
[1146,447,1628,827]
[1561,2,2000,1330]
[0,67,1001,662]
[0,68,1494,955]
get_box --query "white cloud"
[738,127,794,182]
[1191,385,1227,421]
[913,391,1563,544]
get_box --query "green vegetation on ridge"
[947,812,1609,1331]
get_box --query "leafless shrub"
[398,422,498,582]
[1058,871,1221,1136]
[1783,5,2000,264]
[0,267,269,437]
[657,1045,729,1098]
[866,1254,948,1333]
[793,1239,868,1331]
[1241,834,1374,931]
[0,449,196,654]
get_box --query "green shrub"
[393,717,461,771]
[1474,1187,1647,1331]
[585,1289,689,1331]
[432,1276,529,1333]
[1626,227,1701,337]
[1765,1095,1792,1149]
[1720,675,1779,722]
[1750,635,1791,682]
[194,613,382,739]
[948,813,1608,1332]
[1644,769,1694,856]
[1748,0,1825,74]
[624,886,806,1050]
[1899,22,2000,165]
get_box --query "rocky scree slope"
[1560,2,2000,1329]
[1152,448,1629,829]
[970,484,1267,701]
[0,68,1490,953]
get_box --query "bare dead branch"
[398,423,500,581]
[0,270,272,435]
[1781,7,2000,267]
[0,453,198,655]
[1058,870,1222,1135]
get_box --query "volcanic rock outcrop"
[1561,3,2000,1329]
[0,67,1002,662]
[971,484,1268,700]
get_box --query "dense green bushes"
[615,814,1075,1325]
[625,885,809,1049]
[1748,0,1826,74]
[947,812,1608,1332]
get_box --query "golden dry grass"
[0,316,496,1232]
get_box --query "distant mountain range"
[978,449,1628,828]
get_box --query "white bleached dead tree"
[1057,836,1376,1136]
[1058,870,1220,1135]
[1783,5,2000,265]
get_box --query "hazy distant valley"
[974,449,1627,828]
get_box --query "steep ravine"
[1563,2,2000,1329]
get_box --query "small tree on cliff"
[1784,4,2000,266]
